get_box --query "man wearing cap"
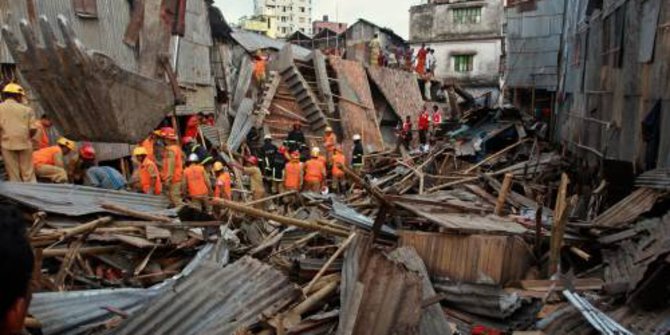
[352,134,364,175]
[213,162,232,201]
[134,147,162,195]
[272,144,288,195]
[160,127,184,207]
[79,145,127,190]
[32,137,75,183]
[183,154,212,211]
[0,83,37,182]
[230,156,265,208]
[323,126,337,162]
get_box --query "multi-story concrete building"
[410,0,504,90]
[239,15,277,38]
[254,0,313,38]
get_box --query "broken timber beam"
[209,198,349,237]
[303,232,356,295]
[495,173,514,216]
[101,203,173,223]
[339,163,393,208]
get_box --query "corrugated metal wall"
[556,0,670,169]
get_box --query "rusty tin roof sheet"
[111,256,300,335]
[635,168,670,190]
[592,188,660,228]
[366,66,424,121]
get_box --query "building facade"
[313,15,348,35]
[239,15,277,38]
[345,19,408,65]
[254,0,313,38]
[410,0,504,87]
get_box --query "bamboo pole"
[495,173,514,216]
[302,232,356,294]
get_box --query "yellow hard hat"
[3,83,25,95]
[213,161,224,172]
[133,147,148,157]
[56,137,76,151]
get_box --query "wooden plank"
[520,278,604,291]
[312,50,336,115]
[495,173,514,216]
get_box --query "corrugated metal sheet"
[90,143,133,162]
[231,29,311,61]
[328,57,385,153]
[337,234,423,335]
[198,124,223,148]
[330,200,396,237]
[433,279,526,320]
[635,168,670,190]
[366,65,424,121]
[639,0,662,62]
[505,0,566,90]
[175,85,217,116]
[111,256,300,335]
[30,244,229,335]
[592,188,660,228]
[227,98,256,151]
[176,40,213,86]
[0,182,170,217]
[399,231,533,285]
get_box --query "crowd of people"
[397,104,446,153]
[368,35,437,76]
[0,83,366,214]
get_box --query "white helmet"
[353,134,361,141]
[188,153,200,163]
[264,134,272,140]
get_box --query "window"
[453,55,474,72]
[281,16,288,22]
[452,7,481,24]
[300,7,305,12]
[299,17,305,23]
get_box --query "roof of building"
[349,18,406,44]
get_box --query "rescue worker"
[254,50,267,84]
[352,134,364,175]
[80,146,127,190]
[213,161,232,200]
[32,137,75,183]
[260,134,278,193]
[283,151,303,210]
[331,145,346,194]
[182,136,212,165]
[399,116,413,150]
[304,147,326,192]
[231,156,265,208]
[139,130,161,163]
[431,105,443,139]
[32,114,52,150]
[134,147,162,195]
[323,126,338,162]
[160,127,184,207]
[272,145,288,194]
[0,83,37,182]
[183,154,211,211]
[418,105,431,152]
[287,123,306,152]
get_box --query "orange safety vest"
[33,146,62,168]
[140,138,156,162]
[161,145,184,183]
[324,133,337,152]
[183,164,209,197]
[254,58,267,80]
[139,159,162,195]
[331,152,346,178]
[304,159,325,183]
[214,172,232,200]
[284,161,302,190]
[34,122,50,150]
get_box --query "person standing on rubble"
[418,106,431,152]
[32,114,52,150]
[183,154,212,211]
[287,123,306,152]
[323,126,337,162]
[416,43,428,75]
[0,83,37,182]
[398,116,413,150]
[79,145,127,190]
[331,145,346,194]
[134,147,162,195]
[0,204,34,335]
[231,156,265,207]
[304,147,327,193]
[213,162,232,201]
[32,137,75,183]
[139,130,161,163]
[352,134,364,175]
[160,127,184,207]
[431,105,443,140]
[284,151,303,209]
[254,50,267,84]
[260,134,278,194]
[272,144,288,195]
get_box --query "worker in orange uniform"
[139,130,160,162]
[183,154,212,211]
[330,145,346,194]
[0,83,37,182]
[32,115,52,150]
[213,162,232,201]
[283,151,303,210]
[304,147,326,192]
[160,127,184,207]
[323,126,337,162]
[32,137,75,183]
[134,147,162,195]
[254,50,267,84]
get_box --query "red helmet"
[246,156,259,166]
[79,144,96,160]
[181,136,194,145]
[278,146,287,155]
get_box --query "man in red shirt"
[418,106,431,152]
[184,113,204,139]
[431,105,443,139]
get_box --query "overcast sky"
[213,0,423,39]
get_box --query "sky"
[213,0,423,39]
